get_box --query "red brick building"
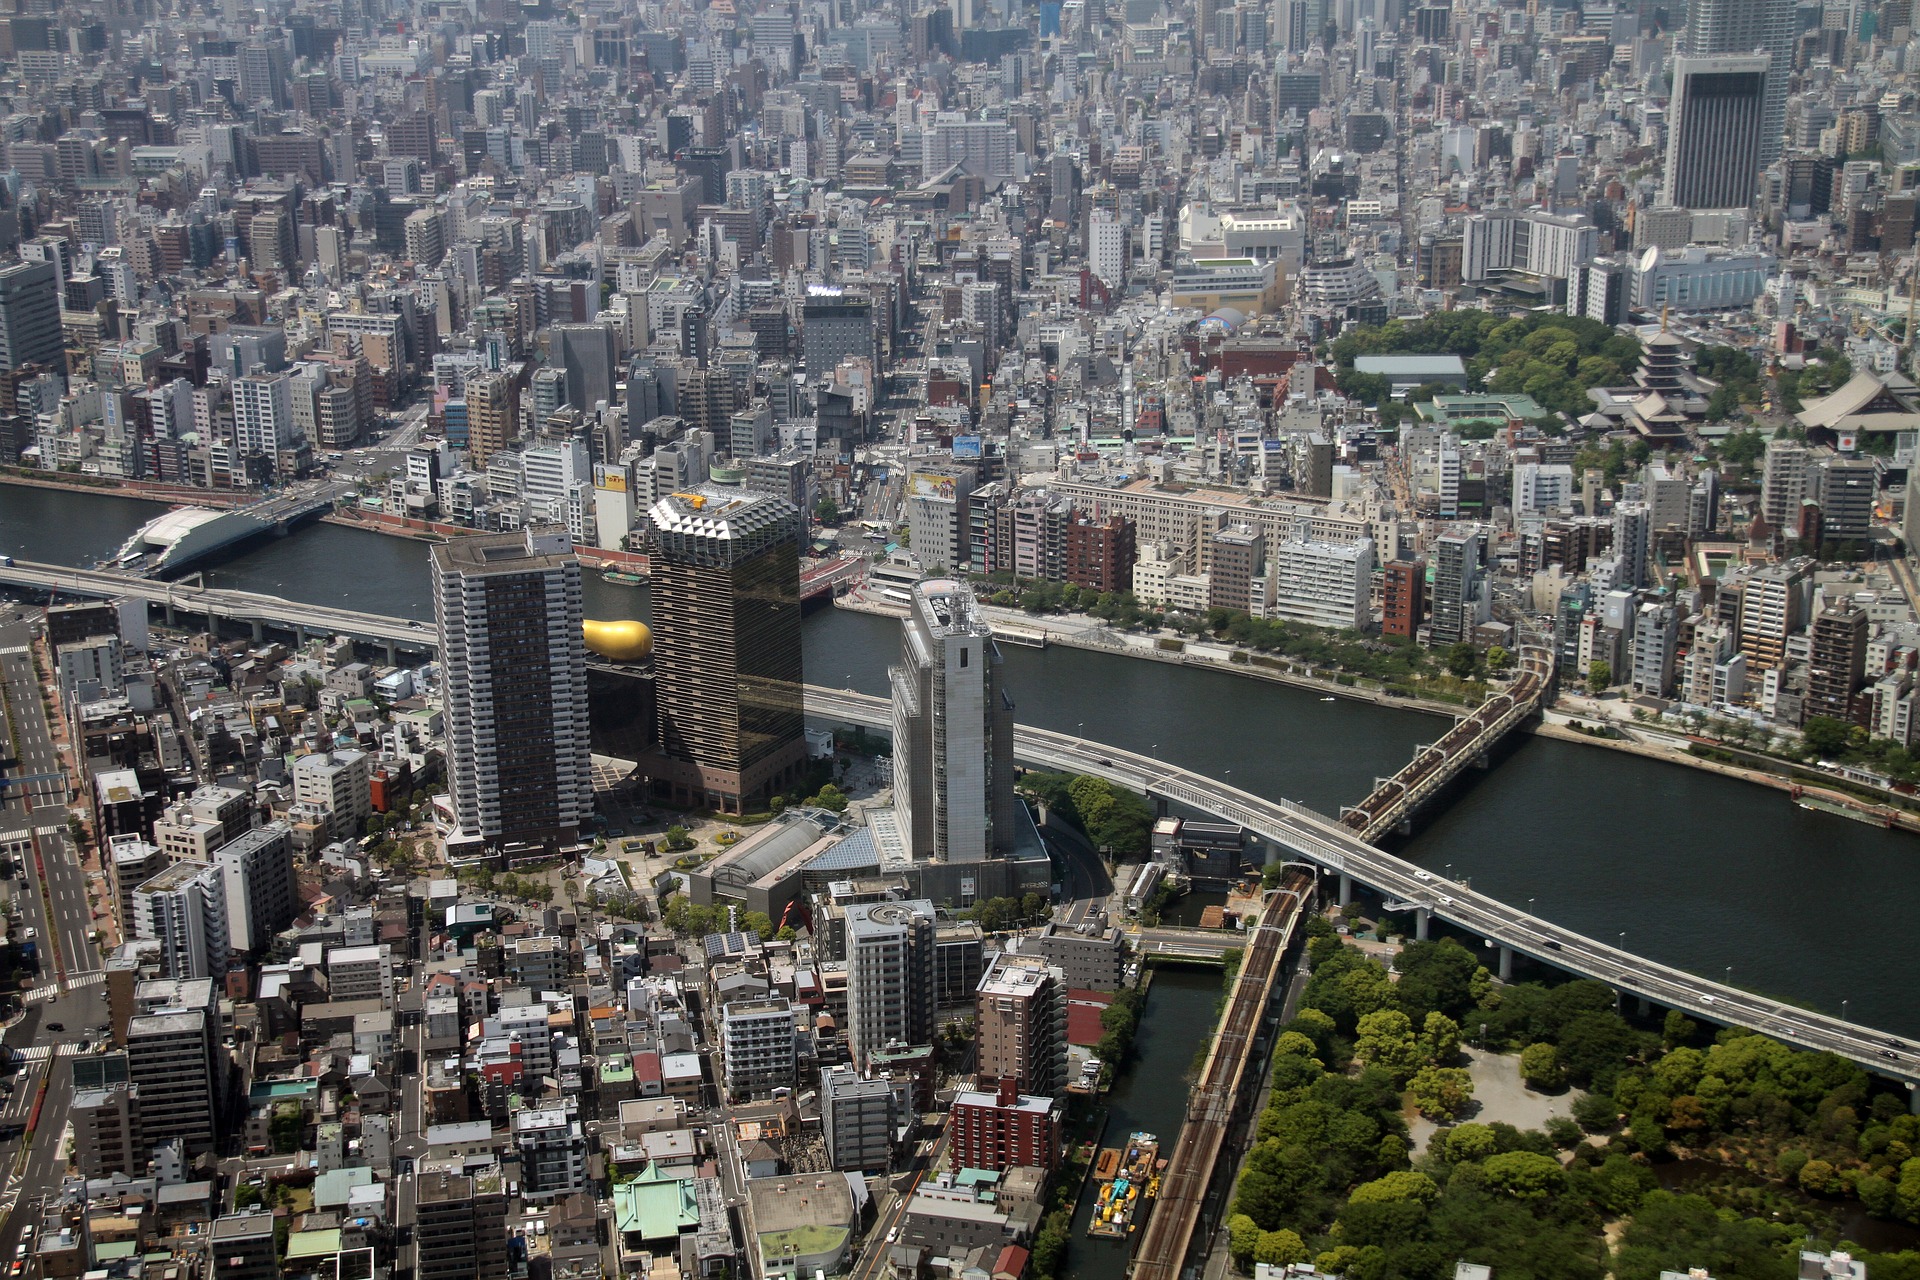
[1382,559,1425,639]
[948,1078,1064,1172]
[1064,514,1137,593]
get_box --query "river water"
[6,484,1920,1035]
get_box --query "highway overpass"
[4,562,1913,1089]
[803,686,1920,1091]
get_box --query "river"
[5,483,1920,1034]
[1062,967,1223,1280]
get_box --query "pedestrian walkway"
[11,1043,72,1064]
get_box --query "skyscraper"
[551,323,619,416]
[1679,0,1794,169]
[0,259,63,374]
[642,488,808,811]
[801,286,876,382]
[891,579,1016,863]
[432,528,593,856]
[974,953,1068,1097]
[1661,55,1769,211]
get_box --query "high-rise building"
[1661,55,1769,211]
[820,1064,901,1173]
[133,860,230,981]
[214,822,295,954]
[801,287,876,381]
[891,580,1016,864]
[1809,601,1869,724]
[415,1165,511,1280]
[125,1006,223,1159]
[1761,439,1810,532]
[1611,501,1651,591]
[291,748,371,840]
[1268,526,1375,630]
[432,528,593,856]
[0,259,63,374]
[1382,559,1425,639]
[232,372,299,461]
[466,371,519,470]
[845,899,936,1071]
[551,323,619,415]
[642,488,808,812]
[974,953,1067,1097]
[1428,532,1481,645]
[1737,562,1807,671]
[949,1077,1065,1173]
[721,997,798,1100]
[1679,0,1794,169]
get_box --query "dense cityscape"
[5,0,1920,1278]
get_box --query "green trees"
[1328,311,1641,416]
[814,495,840,525]
[1407,1065,1474,1120]
[1520,1042,1565,1090]
[1020,771,1156,856]
[1481,1150,1566,1199]
[1587,660,1612,693]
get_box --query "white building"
[721,998,798,1100]
[231,371,299,461]
[133,860,230,980]
[291,750,371,841]
[215,822,295,954]
[845,900,935,1072]
[1267,528,1375,630]
[1513,463,1575,517]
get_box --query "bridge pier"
[249,620,264,644]
[1396,817,1414,836]
[383,641,397,666]
[1497,945,1513,981]
[1473,752,1490,770]
[1414,907,1430,941]
[163,601,176,627]
[1337,872,1352,908]
[1909,1086,1920,1116]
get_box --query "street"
[0,608,111,1244]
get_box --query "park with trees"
[1226,925,1920,1280]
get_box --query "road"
[0,608,110,1243]
[800,686,1920,1087]
[846,1127,949,1280]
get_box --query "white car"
[1700,995,1717,1005]
[886,1227,899,1245]
[1437,895,1453,907]
[1413,870,1432,881]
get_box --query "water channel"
[5,483,1920,1035]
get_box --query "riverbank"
[0,470,252,508]
[1533,715,1920,836]
[835,594,1463,719]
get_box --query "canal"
[6,484,1920,1034]
[1063,967,1223,1280]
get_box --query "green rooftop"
[286,1229,344,1261]
[614,1165,699,1243]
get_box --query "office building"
[845,899,936,1071]
[70,1082,140,1178]
[1064,514,1137,592]
[1268,527,1375,630]
[1630,601,1679,698]
[801,287,876,380]
[1816,456,1877,542]
[974,953,1067,1097]
[1661,56,1769,211]
[0,259,63,373]
[328,943,395,1004]
[433,528,593,856]
[1809,602,1869,723]
[721,997,798,1100]
[125,1006,223,1159]
[415,1165,511,1280]
[821,1064,900,1173]
[551,323,619,415]
[1738,563,1808,671]
[1031,922,1128,991]
[214,822,295,954]
[1680,0,1794,169]
[908,466,975,574]
[642,488,809,812]
[891,579,1016,863]
[949,1078,1064,1172]
[133,860,230,981]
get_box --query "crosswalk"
[12,1044,73,1064]
[21,972,105,1004]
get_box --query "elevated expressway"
[2,563,1912,1085]
[803,685,1920,1088]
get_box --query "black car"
[44,1023,62,1033]
[1882,1050,1900,1060]
[1544,941,1562,951]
